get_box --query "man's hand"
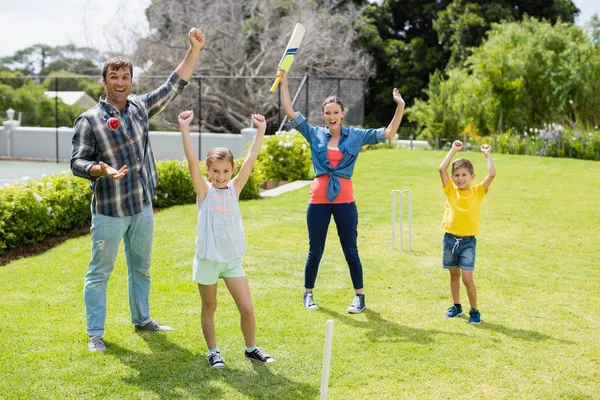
[99,161,128,180]
[189,28,205,51]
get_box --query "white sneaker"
[303,292,319,310]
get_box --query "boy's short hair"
[102,57,133,80]
[452,158,474,174]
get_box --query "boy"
[438,140,495,324]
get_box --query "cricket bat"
[269,23,306,93]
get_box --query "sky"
[0,0,599,58]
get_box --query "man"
[71,28,205,352]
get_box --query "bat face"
[278,23,305,71]
[270,23,306,93]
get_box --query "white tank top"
[195,181,246,262]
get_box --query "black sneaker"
[206,351,225,369]
[135,320,174,332]
[303,292,319,310]
[347,293,365,314]
[244,348,276,364]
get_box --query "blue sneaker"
[445,304,463,318]
[469,309,481,324]
[347,294,365,314]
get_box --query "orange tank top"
[309,147,355,204]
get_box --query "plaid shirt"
[71,72,188,217]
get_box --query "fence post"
[197,77,202,160]
[55,77,59,163]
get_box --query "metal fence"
[0,74,365,136]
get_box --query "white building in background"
[43,91,97,110]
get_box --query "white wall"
[0,125,257,162]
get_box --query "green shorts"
[193,257,246,285]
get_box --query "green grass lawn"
[1,149,599,399]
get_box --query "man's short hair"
[102,57,133,80]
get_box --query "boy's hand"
[189,28,205,51]
[179,110,194,127]
[452,140,463,151]
[393,88,405,107]
[480,143,491,155]
[251,114,266,131]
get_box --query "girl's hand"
[393,88,405,107]
[179,110,194,126]
[251,114,266,131]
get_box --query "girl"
[179,110,275,368]
[277,69,405,314]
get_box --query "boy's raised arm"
[179,110,208,202]
[480,144,496,191]
[233,114,266,196]
[439,140,463,187]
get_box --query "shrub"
[256,132,313,182]
[0,172,91,255]
[153,158,261,208]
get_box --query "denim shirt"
[289,112,386,202]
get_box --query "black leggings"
[304,202,363,290]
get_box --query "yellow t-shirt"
[441,181,487,236]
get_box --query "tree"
[0,44,104,76]
[133,0,373,132]
[358,0,579,128]
[408,18,599,141]
[435,0,579,68]
[357,0,451,127]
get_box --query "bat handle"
[269,75,282,93]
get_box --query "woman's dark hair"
[322,96,345,112]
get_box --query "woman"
[278,69,405,314]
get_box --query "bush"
[256,132,313,182]
[153,158,261,208]
[0,172,91,255]
[0,155,264,255]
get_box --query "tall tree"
[435,0,579,68]
[0,44,104,77]
[134,0,372,132]
[358,0,579,128]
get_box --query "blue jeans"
[305,202,363,290]
[85,205,154,336]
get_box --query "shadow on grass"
[468,319,574,343]
[319,307,468,343]
[106,332,318,400]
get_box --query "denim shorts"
[193,257,246,285]
[442,233,477,270]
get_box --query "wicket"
[391,190,413,250]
